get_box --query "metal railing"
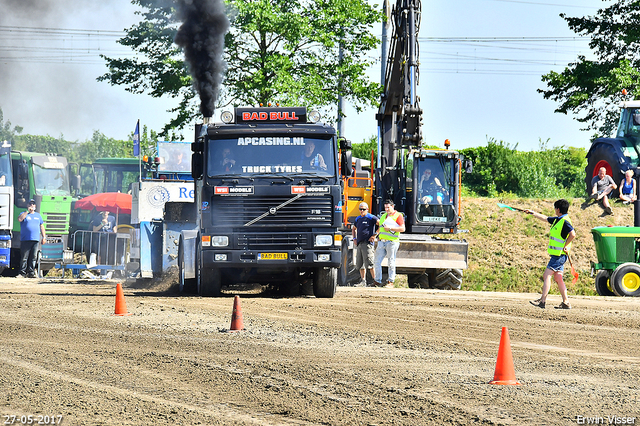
[71,230,130,267]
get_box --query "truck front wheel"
[313,267,337,298]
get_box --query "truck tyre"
[594,270,615,296]
[338,239,358,286]
[178,239,196,294]
[431,268,462,290]
[585,143,623,197]
[610,263,640,297]
[313,267,337,298]
[407,273,430,288]
[199,267,222,297]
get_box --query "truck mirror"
[341,151,353,178]
[464,159,473,174]
[191,153,203,179]
[339,138,352,150]
[191,141,204,154]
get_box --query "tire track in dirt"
[0,353,316,426]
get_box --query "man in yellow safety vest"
[373,199,406,288]
[525,199,576,309]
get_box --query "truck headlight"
[211,236,229,247]
[0,240,10,249]
[315,235,333,247]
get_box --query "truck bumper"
[201,249,341,269]
[0,234,11,268]
[0,248,9,268]
[380,234,469,274]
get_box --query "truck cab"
[10,152,73,275]
[409,150,464,234]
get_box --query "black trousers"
[20,240,39,275]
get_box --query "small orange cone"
[489,327,521,385]
[228,295,244,332]
[113,283,132,316]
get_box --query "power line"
[488,0,600,8]
[0,25,125,37]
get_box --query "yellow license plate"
[259,252,288,260]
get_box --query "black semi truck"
[179,106,351,297]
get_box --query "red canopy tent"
[74,192,132,215]
[74,193,132,226]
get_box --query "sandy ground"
[0,278,638,426]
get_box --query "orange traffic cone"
[489,327,521,385]
[113,283,132,316]
[228,295,245,332]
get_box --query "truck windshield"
[415,157,456,223]
[33,163,70,195]
[207,137,335,178]
[0,153,13,187]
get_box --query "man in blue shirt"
[91,210,116,233]
[18,199,46,278]
[351,202,378,286]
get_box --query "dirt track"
[0,278,638,426]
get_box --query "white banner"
[132,181,194,224]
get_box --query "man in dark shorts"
[525,199,576,309]
[351,202,378,287]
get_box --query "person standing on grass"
[351,202,378,287]
[525,199,576,310]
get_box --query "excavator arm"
[376,0,422,210]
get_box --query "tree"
[99,0,382,136]
[0,108,23,143]
[13,134,73,158]
[539,1,640,138]
[352,136,377,160]
[99,0,191,137]
[73,131,136,162]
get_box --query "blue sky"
[343,0,606,151]
[1,0,607,151]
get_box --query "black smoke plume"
[174,0,229,118]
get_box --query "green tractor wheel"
[594,270,615,296]
[610,263,640,297]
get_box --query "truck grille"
[44,213,69,234]
[0,193,10,229]
[237,233,309,250]
[211,196,333,228]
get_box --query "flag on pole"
[133,120,140,157]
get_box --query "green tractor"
[587,99,640,296]
[591,226,640,296]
